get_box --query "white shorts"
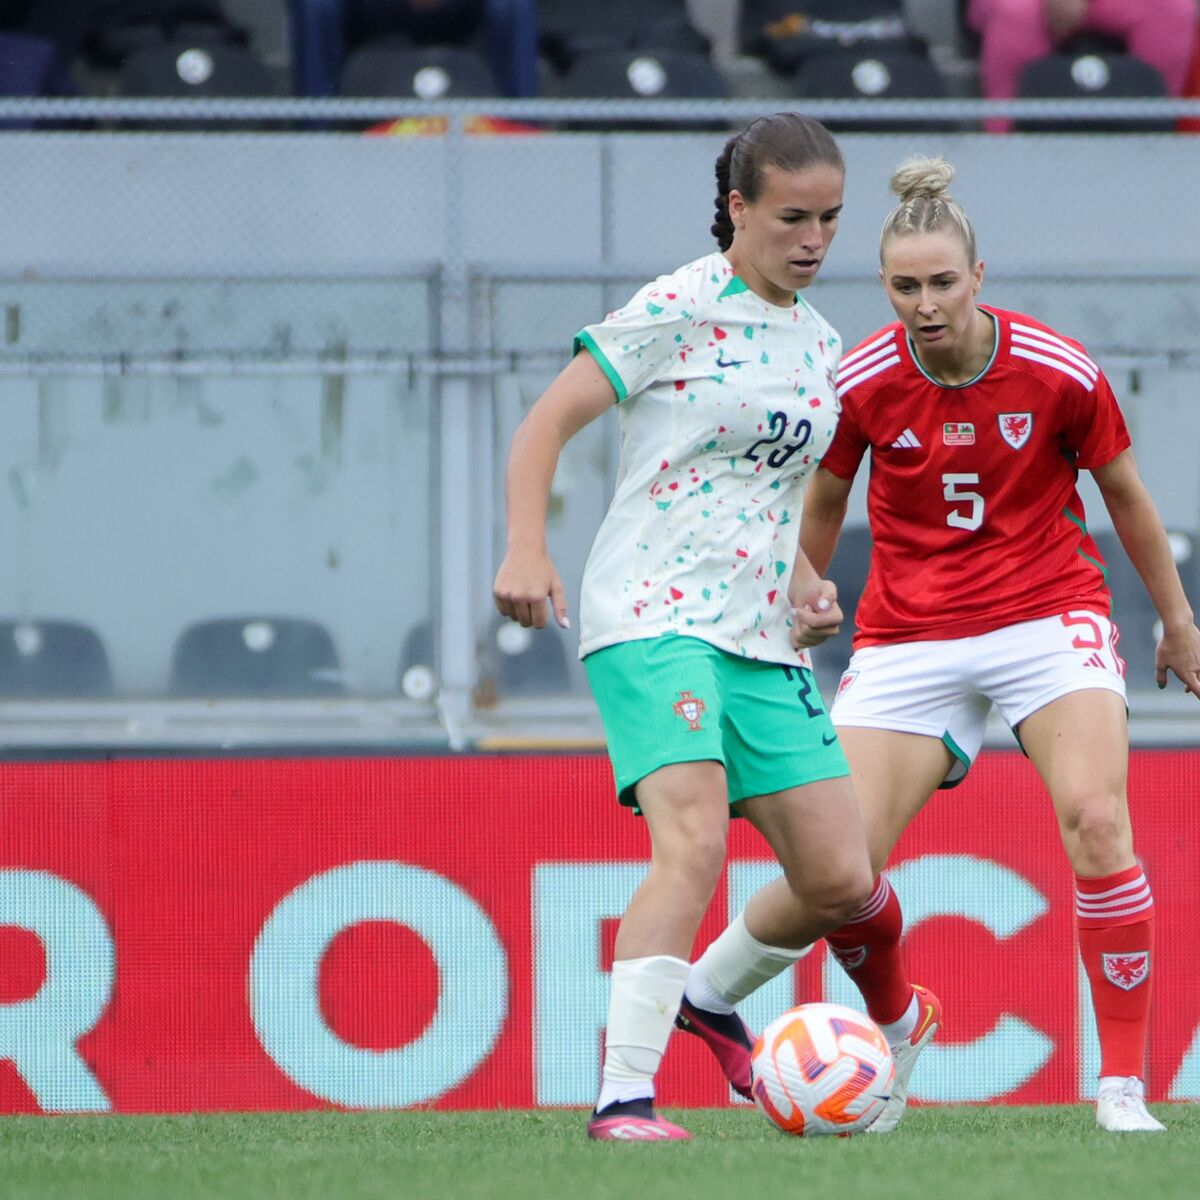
[830,610,1127,787]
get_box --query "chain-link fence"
[0,98,1196,747]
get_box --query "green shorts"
[584,633,849,811]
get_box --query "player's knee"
[654,824,728,899]
[1063,796,1131,872]
[796,862,874,929]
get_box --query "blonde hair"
[879,156,977,265]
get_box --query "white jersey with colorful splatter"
[574,251,842,666]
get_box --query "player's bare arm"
[787,467,854,648]
[1091,448,1200,696]
[800,466,853,576]
[493,353,617,629]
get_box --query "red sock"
[1076,865,1155,1080]
[825,875,913,1025]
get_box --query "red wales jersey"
[822,306,1130,646]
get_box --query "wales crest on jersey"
[998,412,1033,450]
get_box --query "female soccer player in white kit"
[493,113,873,1140]
[684,156,1200,1134]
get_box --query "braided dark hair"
[712,113,844,252]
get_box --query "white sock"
[685,912,811,1015]
[596,955,690,1112]
[877,993,919,1048]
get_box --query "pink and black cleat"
[587,1098,691,1141]
[674,995,755,1099]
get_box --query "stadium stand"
[397,619,437,702]
[169,616,346,697]
[738,0,924,77]
[551,46,726,101]
[0,2,78,111]
[1016,36,1172,132]
[340,40,498,97]
[538,0,716,98]
[289,0,537,97]
[537,0,711,74]
[792,46,952,129]
[114,17,281,100]
[484,614,571,698]
[0,620,114,699]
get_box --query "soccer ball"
[750,1002,894,1136]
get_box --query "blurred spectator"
[344,0,485,47]
[0,0,81,101]
[290,0,535,96]
[968,0,1199,131]
[1,1,237,92]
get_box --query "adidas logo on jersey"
[891,429,921,449]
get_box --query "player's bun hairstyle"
[712,113,843,252]
[879,155,977,265]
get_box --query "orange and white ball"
[750,1002,894,1136]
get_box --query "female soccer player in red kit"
[682,156,1200,1133]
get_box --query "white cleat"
[1095,1077,1165,1133]
[869,985,942,1135]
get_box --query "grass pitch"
[0,1105,1195,1200]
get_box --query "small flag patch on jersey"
[943,421,975,446]
[890,429,921,449]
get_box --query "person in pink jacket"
[968,0,1199,130]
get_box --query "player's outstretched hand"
[493,548,570,630]
[1155,621,1200,697]
[790,580,842,650]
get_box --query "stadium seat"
[116,19,280,100]
[740,0,920,76]
[553,47,726,101]
[169,616,345,697]
[0,619,114,699]
[1016,46,1171,132]
[485,615,571,698]
[289,0,537,97]
[538,0,710,74]
[810,525,872,699]
[793,48,953,130]
[396,618,436,701]
[340,40,499,97]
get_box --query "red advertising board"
[0,752,1197,1114]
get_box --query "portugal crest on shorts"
[1102,951,1150,991]
[673,690,706,731]
[998,412,1033,450]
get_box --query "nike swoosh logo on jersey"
[715,354,749,368]
[821,733,838,746]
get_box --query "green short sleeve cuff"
[574,330,629,402]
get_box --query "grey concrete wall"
[0,130,1195,697]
